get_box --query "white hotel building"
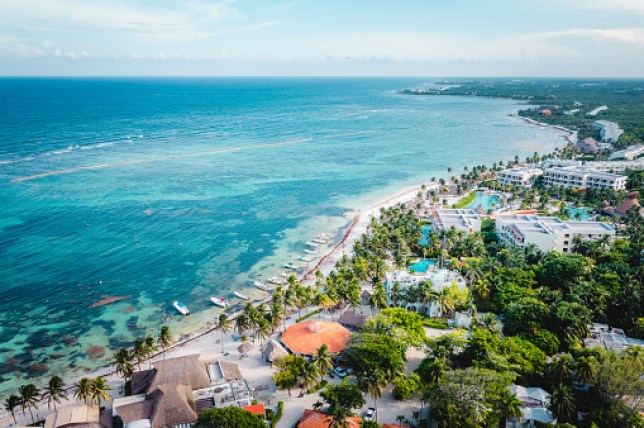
[385,268,466,317]
[433,209,482,235]
[497,167,543,188]
[496,214,615,253]
[543,167,627,191]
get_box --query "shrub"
[270,401,284,428]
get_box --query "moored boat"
[298,255,313,262]
[210,297,229,308]
[234,291,249,300]
[304,249,317,255]
[268,277,286,285]
[305,241,319,247]
[284,263,301,270]
[312,238,326,244]
[173,301,190,315]
[254,281,270,291]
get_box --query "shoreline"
[0,111,576,422]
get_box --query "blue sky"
[0,0,643,76]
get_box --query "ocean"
[0,77,566,394]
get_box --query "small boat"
[210,297,229,308]
[298,256,313,262]
[268,277,286,285]
[284,264,301,270]
[312,238,327,244]
[305,241,319,247]
[173,301,190,315]
[234,291,249,300]
[318,234,330,240]
[304,249,317,255]
[281,271,291,278]
[254,281,270,291]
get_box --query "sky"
[0,0,643,77]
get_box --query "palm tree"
[312,344,334,382]
[368,283,388,314]
[114,348,135,381]
[299,363,319,395]
[360,370,387,421]
[390,282,402,307]
[549,354,574,385]
[91,377,111,407]
[216,313,232,353]
[328,406,351,428]
[549,384,576,424]
[157,326,173,353]
[73,378,93,404]
[496,389,522,428]
[234,313,250,338]
[255,318,272,347]
[42,375,67,410]
[3,394,20,424]
[437,288,456,318]
[144,335,157,367]
[132,338,147,370]
[574,355,597,385]
[19,384,40,424]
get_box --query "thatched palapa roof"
[337,310,368,328]
[261,340,289,362]
[131,354,211,395]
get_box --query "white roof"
[125,420,152,428]
[521,407,554,423]
[509,385,551,404]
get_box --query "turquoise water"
[409,259,435,273]
[567,206,593,221]
[0,78,567,394]
[467,192,501,212]
[419,225,433,246]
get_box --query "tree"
[360,370,388,420]
[157,326,173,353]
[91,377,111,407]
[114,348,135,381]
[392,373,420,400]
[299,363,319,395]
[341,333,406,380]
[3,394,20,424]
[132,338,147,370]
[574,355,597,385]
[363,308,425,348]
[215,314,232,353]
[494,389,522,428]
[42,375,67,410]
[144,335,157,365]
[320,381,366,415]
[549,385,576,424]
[195,406,265,428]
[19,384,40,424]
[73,378,93,404]
[273,355,306,397]
[548,353,574,386]
[312,344,334,382]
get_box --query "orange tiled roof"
[282,320,351,355]
[243,404,266,415]
[383,424,409,428]
[298,409,361,428]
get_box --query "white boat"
[234,291,249,300]
[298,256,313,262]
[312,238,327,244]
[304,249,317,255]
[268,277,286,285]
[254,281,270,291]
[305,241,319,247]
[318,234,330,240]
[284,264,301,270]
[173,301,190,315]
[281,271,291,278]
[210,297,229,308]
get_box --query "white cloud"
[567,0,644,13]
[536,28,644,46]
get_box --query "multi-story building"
[495,214,615,253]
[582,159,644,173]
[610,143,644,161]
[384,268,466,316]
[543,166,627,191]
[433,209,482,234]
[497,167,543,188]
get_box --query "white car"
[364,408,375,421]
[333,367,348,378]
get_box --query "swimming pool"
[419,225,433,246]
[467,191,501,212]
[409,258,436,273]
[567,206,593,221]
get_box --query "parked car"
[333,366,348,378]
[364,408,375,421]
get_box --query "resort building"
[496,167,543,188]
[540,158,582,169]
[507,385,554,428]
[593,120,624,143]
[574,137,601,153]
[112,355,251,428]
[582,159,644,173]
[542,166,627,191]
[384,268,467,316]
[45,405,100,428]
[495,214,615,253]
[280,320,350,356]
[610,143,644,160]
[432,209,482,235]
[583,323,644,352]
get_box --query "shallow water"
[0,77,566,394]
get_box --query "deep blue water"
[0,77,566,394]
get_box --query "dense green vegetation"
[195,406,266,428]
[402,79,644,144]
